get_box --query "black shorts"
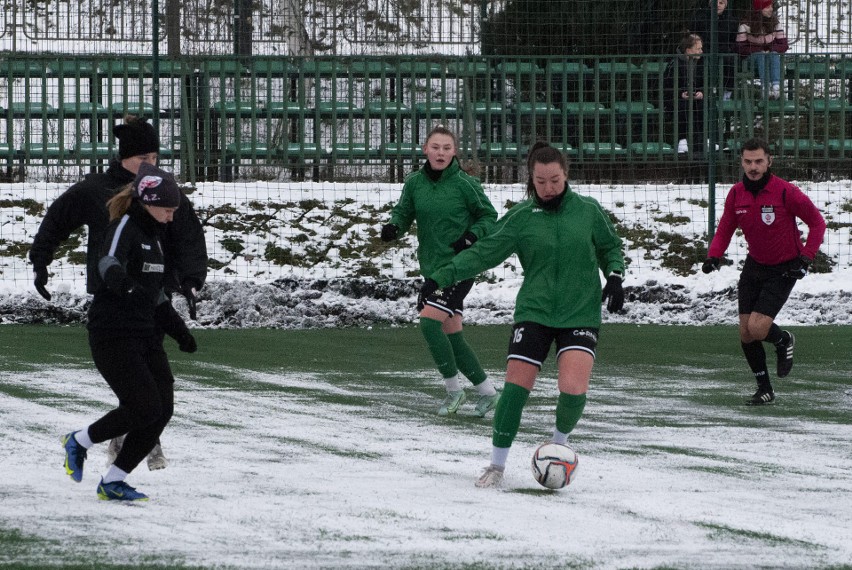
[507,321,599,368]
[422,278,474,317]
[737,255,798,318]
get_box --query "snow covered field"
[2,337,851,569]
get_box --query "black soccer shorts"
[421,278,474,317]
[737,255,797,318]
[507,321,599,368]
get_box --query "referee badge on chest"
[761,205,775,225]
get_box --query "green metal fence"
[2,53,851,184]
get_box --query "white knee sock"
[102,465,129,484]
[443,373,461,392]
[74,429,94,449]
[552,428,569,445]
[474,378,497,396]
[490,446,510,468]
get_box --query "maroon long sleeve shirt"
[709,175,826,265]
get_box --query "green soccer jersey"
[430,185,625,328]
[389,159,497,276]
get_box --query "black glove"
[181,280,199,320]
[380,224,399,242]
[33,264,51,301]
[103,265,143,297]
[783,255,811,280]
[154,301,195,353]
[702,257,721,274]
[417,278,440,312]
[450,231,478,254]
[601,273,624,313]
[177,332,197,353]
[119,277,143,298]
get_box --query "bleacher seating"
[0,54,850,181]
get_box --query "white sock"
[444,374,461,392]
[552,429,569,445]
[74,429,94,449]
[102,465,129,484]
[474,378,497,396]
[490,446,510,468]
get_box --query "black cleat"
[776,331,795,378]
[747,388,775,406]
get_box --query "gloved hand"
[783,255,811,280]
[380,224,399,242]
[450,231,477,254]
[177,331,197,353]
[417,278,439,312]
[702,257,721,274]
[120,277,143,298]
[601,273,624,313]
[181,280,199,320]
[33,264,51,301]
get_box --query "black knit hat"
[133,163,181,208]
[113,117,159,159]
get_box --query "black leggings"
[88,333,175,474]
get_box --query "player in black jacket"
[61,163,197,501]
[29,116,207,470]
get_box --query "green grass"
[6,322,848,420]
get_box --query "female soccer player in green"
[420,142,625,487]
[381,125,500,417]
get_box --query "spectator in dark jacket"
[666,34,706,155]
[690,0,739,98]
[30,116,207,471]
[736,0,788,99]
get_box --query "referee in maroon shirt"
[703,138,826,405]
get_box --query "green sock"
[447,331,487,385]
[419,317,458,379]
[492,382,530,448]
[555,392,587,434]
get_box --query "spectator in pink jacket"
[736,0,788,99]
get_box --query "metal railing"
[1,53,851,184]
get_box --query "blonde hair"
[106,185,135,221]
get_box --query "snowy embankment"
[2,180,851,327]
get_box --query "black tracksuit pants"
[87,333,175,474]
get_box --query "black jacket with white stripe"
[88,200,172,337]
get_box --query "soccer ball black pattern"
[531,442,579,490]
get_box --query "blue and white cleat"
[61,432,87,483]
[97,479,149,502]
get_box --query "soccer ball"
[531,443,579,490]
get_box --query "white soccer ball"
[531,442,579,490]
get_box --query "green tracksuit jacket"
[389,159,497,276]
[430,185,625,328]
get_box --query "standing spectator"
[702,138,825,405]
[29,116,207,470]
[736,0,788,99]
[381,126,500,417]
[690,0,739,99]
[420,142,625,487]
[666,33,706,155]
[61,164,197,501]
